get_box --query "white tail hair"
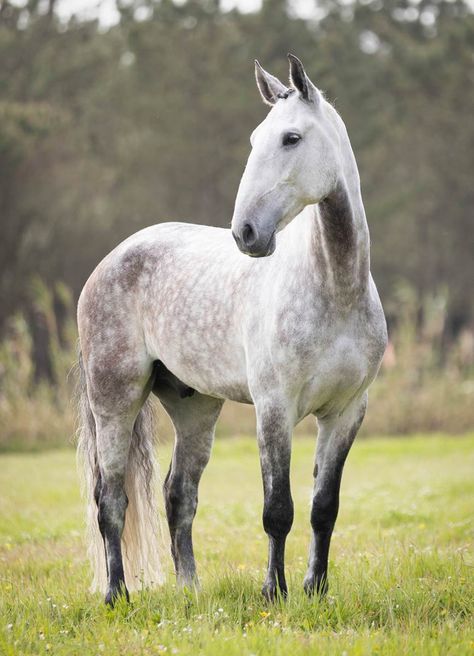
[76,353,165,593]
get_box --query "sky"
[12,0,465,30]
[10,0,321,27]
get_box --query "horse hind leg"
[78,345,160,605]
[94,413,134,605]
[155,384,223,587]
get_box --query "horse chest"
[263,302,384,418]
[302,334,371,415]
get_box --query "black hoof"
[303,574,328,598]
[105,584,129,607]
[262,581,288,603]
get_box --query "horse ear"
[255,60,288,106]
[287,53,319,104]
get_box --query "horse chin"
[245,233,276,258]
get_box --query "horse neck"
[306,141,370,304]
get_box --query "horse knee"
[263,494,294,539]
[311,489,339,534]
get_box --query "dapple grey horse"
[77,54,387,606]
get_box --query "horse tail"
[76,350,165,594]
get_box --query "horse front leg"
[304,393,367,597]
[256,402,294,602]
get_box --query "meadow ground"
[0,434,473,655]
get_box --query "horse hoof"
[261,583,277,602]
[303,576,315,597]
[261,582,287,603]
[105,585,130,607]
[303,575,328,598]
[176,573,200,592]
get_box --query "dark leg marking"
[257,406,293,602]
[262,474,294,600]
[94,471,109,581]
[304,399,367,597]
[304,455,346,596]
[97,475,129,606]
[163,464,200,584]
[155,388,223,588]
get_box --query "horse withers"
[77,54,387,606]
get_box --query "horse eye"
[282,132,301,147]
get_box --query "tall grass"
[0,281,77,451]
[0,281,472,451]
[1,436,473,655]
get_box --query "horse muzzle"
[232,221,276,258]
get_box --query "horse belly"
[143,286,251,403]
[156,335,251,403]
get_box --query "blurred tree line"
[1,0,473,342]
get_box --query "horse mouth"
[234,230,276,258]
[247,242,276,258]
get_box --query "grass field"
[1,434,473,655]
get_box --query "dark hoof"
[105,584,130,607]
[262,581,288,603]
[303,574,328,598]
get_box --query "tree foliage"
[0,0,472,332]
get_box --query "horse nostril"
[242,222,257,247]
[232,230,241,248]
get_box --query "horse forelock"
[277,89,296,100]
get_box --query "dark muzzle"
[232,221,276,258]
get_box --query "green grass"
[1,435,473,655]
